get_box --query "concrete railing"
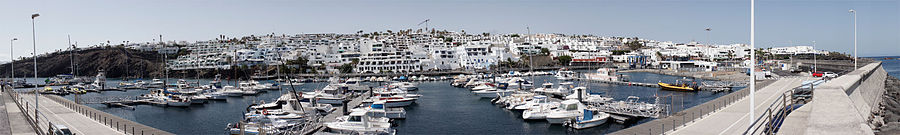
[44,95,174,135]
[781,62,885,135]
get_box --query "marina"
[3,69,742,134]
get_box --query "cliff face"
[0,47,165,78]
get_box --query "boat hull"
[167,102,191,107]
[569,118,607,129]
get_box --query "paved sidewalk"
[669,78,804,134]
[19,94,122,135]
[2,92,37,135]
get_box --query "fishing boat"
[564,109,610,129]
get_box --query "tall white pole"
[852,10,857,70]
[750,0,756,125]
[30,13,39,120]
[31,17,37,81]
[813,41,817,72]
[10,38,16,81]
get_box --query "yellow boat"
[658,82,698,91]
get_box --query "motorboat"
[473,89,514,98]
[372,94,417,107]
[564,87,614,103]
[513,95,560,111]
[556,69,577,80]
[470,83,496,91]
[544,82,574,97]
[585,68,623,82]
[658,80,699,91]
[148,79,165,88]
[546,99,587,124]
[352,101,407,119]
[564,109,610,129]
[165,95,191,107]
[303,91,347,105]
[532,83,554,94]
[238,82,260,95]
[282,79,305,86]
[388,82,418,92]
[324,111,395,135]
[219,86,245,97]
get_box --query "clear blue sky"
[0,0,896,62]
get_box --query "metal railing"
[610,80,765,135]
[743,82,815,135]
[4,87,65,135]
[43,95,173,135]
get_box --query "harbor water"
[17,71,739,134]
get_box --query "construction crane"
[417,19,430,33]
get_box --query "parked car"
[822,72,838,78]
[812,71,824,77]
[52,125,73,135]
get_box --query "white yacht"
[324,111,395,135]
[546,100,587,124]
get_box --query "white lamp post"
[10,38,17,81]
[849,9,857,70]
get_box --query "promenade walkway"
[2,89,37,135]
[669,78,805,134]
[16,93,123,135]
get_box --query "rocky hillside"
[0,47,165,78]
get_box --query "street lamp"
[31,13,39,80]
[813,41,817,72]
[849,9,857,70]
[30,13,39,120]
[9,38,17,81]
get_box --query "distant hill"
[0,46,165,78]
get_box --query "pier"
[574,77,659,88]
[302,94,371,135]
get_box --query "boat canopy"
[581,109,593,121]
[371,103,385,109]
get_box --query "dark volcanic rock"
[0,47,165,78]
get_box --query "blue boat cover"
[582,109,593,121]
[371,104,384,109]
